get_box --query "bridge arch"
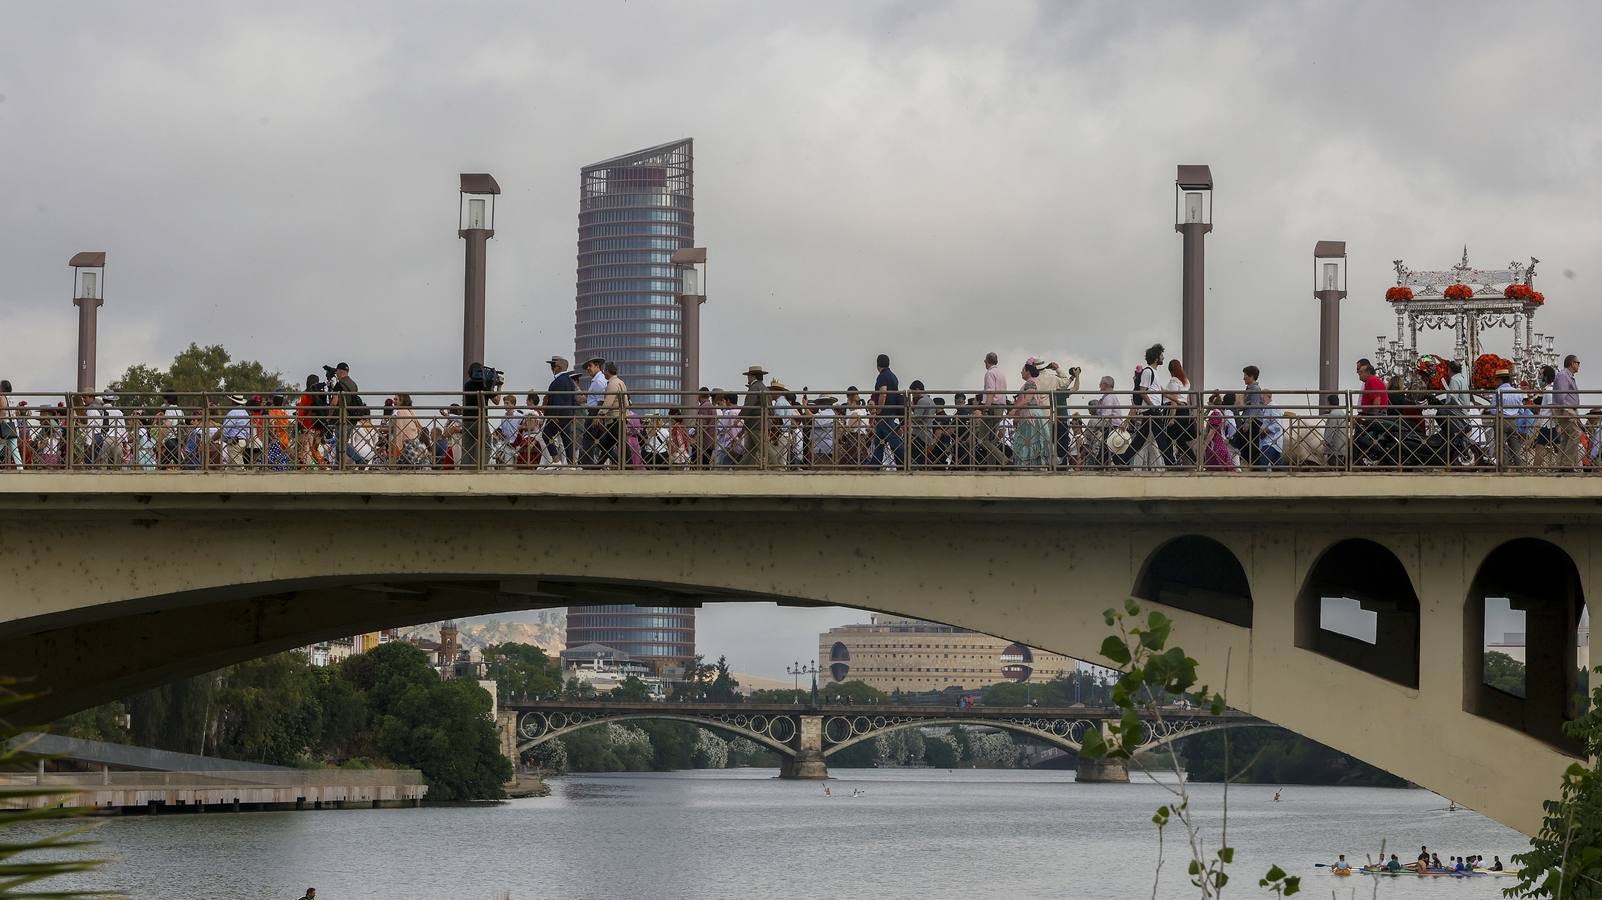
[1295,538,1420,688]
[1133,535,1253,627]
[514,711,799,759]
[821,716,1092,756]
[1464,538,1588,753]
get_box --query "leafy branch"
[1078,599,1299,898]
[1506,666,1602,899]
[0,678,118,898]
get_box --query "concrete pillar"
[780,715,829,779]
[1074,722,1130,783]
[1075,755,1130,783]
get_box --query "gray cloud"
[3,2,1598,672]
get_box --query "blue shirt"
[874,368,903,419]
[221,407,251,440]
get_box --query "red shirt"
[1360,374,1389,410]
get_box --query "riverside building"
[818,615,1081,692]
[565,606,695,677]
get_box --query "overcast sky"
[3,1,1595,676]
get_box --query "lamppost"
[787,660,820,708]
[673,247,708,401]
[458,174,499,379]
[69,252,106,393]
[1175,165,1213,390]
[1314,241,1348,399]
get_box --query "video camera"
[466,362,505,392]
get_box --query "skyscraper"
[565,605,696,676]
[575,138,694,407]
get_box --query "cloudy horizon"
[3,1,1593,676]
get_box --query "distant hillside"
[398,616,565,656]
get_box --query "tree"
[612,676,652,702]
[1484,650,1527,698]
[481,643,562,701]
[706,656,739,702]
[819,680,889,704]
[348,643,511,800]
[1508,670,1602,899]
[108,342,286,411]
[1182,727,1404,787]
[210,652,325,765]
[924,735,959,768]
[677,655,713,700]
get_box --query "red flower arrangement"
[1385,286,1414,302]
[1443,283,1474,300]
[1530,290,1545,306]
[1504,283,1533,301]
[1472,353,1514,390]
[1416,354,1451,391]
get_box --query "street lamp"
[458,173,499,379]
[1175,165,1213,390]
[787,660,820,708]
[1313,241,1348,398]
[673,247,708,401]
[69,252,106,393]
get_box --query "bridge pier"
[779,715,829,779]
[1074,756,1129,783]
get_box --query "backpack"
[1131,366,1154,406]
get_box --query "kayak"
[1357,866,1483,877]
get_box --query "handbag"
[0,420,16,441]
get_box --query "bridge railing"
[1,388,1593,474]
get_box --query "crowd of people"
[0,345,1591,472]
[1339,846,1506,875]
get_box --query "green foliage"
[612,676,652,703]
[923,735,959,768]
[818,681,889,704]
[56,644,509,801]
[480,643,561,701]
[745,689,810,705]
[109,343,285,411]
[1484,651,1528,699]
[705,657,739,703]
[947,725,972,761]
[1,679,116,897]
[826,739,879,768]
[1507,668,1602,899]
[1089,601,1294,899]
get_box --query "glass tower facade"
[576,138,694,408]
[566,605,696,675]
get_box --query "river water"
[53,768,1527,899]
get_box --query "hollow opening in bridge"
[1132,535,1253,627]
[1295,539,1419,688]
[1464,539,1589,754]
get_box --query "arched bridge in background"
[502,701,1269,781]
[1,472,1597,835]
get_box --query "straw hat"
[1104,428,1132,456]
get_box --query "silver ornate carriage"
[1373,248,1557,384]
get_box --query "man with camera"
[462,360,504,468]
[325,362,369,467]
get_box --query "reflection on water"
[53,768,1527,899]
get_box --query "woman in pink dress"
[1203,392,1235,471]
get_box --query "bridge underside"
[3,472,1599,835]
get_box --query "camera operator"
[324,362,369,467]
[462,361,504,468]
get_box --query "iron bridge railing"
[3,388,1596,474]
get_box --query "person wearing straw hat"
[739,365,779,467]
[218,394,251,468]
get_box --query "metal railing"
[1,387,1597,474]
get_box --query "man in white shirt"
[982,352,1008,407]
[1492,369,1526,468]
[811,397,838,464]
[98,393,129,468]
[494,394,520,468]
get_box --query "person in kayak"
[1490,856,1504,871]
[1331,856,1351,874]
[1385,855,1403,873]
[1454,857,1466,873]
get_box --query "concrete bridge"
[500,700,1265,781]
[1,472,1597,835]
